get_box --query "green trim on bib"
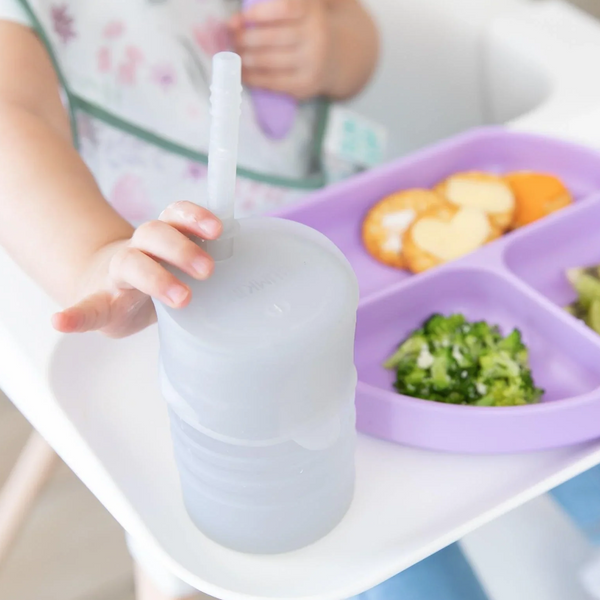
[72,95,329,190]
[17,0,329,191]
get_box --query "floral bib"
[17,0,328,224]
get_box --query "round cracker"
[435,171,516,230]
[403,204,502,273]
[362,189,447,269]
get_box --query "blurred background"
[0,392,134,600]
[2,1,600,599]
[568,0,600,17]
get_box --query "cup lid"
[157,217,358,351]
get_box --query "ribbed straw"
[205,52,242,259]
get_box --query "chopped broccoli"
[383,330,427,370]
[384,314,543,407]
[564,266,600,335]
[479,352,521,380]
[496,329,522,354]
[430,351,452,390]
[567,268,600,310]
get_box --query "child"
[0,0,378,336]
[0,1,379,596]
[2,3,600,600]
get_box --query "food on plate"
[384,314,543,406]
[565,266,600,334]
[362,168,573,272]
[505,171,573,228]
[362,189,447,268]
[402,204,501,273]
[435,171,516,230]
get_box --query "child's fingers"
[235,24,301,50]
[242,0,306,24]
[109,247,191,308]
[130,220,214,280]
[242,47,298,71]
[158,201,222,240]
[51,292,112,333]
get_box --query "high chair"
[4,1,600,599]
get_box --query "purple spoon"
[242,0,298,140]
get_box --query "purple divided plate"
[505,197,600,307]
[278,127,600,298]
[274,127,600,453]
[354,267,600,453]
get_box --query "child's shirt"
[0,0,330,224]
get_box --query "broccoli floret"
[383,331,428,370]
[403,367,428,387]
[479,351,521,380]
[475,377,542,407]
[496,329,523,354]
[564,267,600,335]
[423,314,465,350]
[424,313,465,336]
[430,351,452,390]
[384,313,543,407]
[567,268,600,310]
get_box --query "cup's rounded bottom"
[182,472,355,554]
[168,401,356,554]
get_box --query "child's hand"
[230,0,332,100]
[230,0,379,101]
[51,202,222,338]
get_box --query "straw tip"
[213,52,241,70]
[211,52,242,92]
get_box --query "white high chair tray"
[4,2,600,597]
[3,242,600,600]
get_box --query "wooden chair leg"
[0,430,59,566]
[134,562,207,600]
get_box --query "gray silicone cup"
[273,127,600,454]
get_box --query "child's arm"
[231,0,379,101]
[0,21,221,337]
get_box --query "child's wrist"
[72,237,131,304]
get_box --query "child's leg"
[550,465,600,544]
[349,542,489,600]
[550,466,600,598]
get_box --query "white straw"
[207,52,242,234]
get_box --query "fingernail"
[197,219,221,238]
[192,257,211,279]
[166,285,189,306]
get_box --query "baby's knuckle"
[137,219,163,238]
[159,201,185,220]
[171,200,190,213]
[109,246,134,277]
